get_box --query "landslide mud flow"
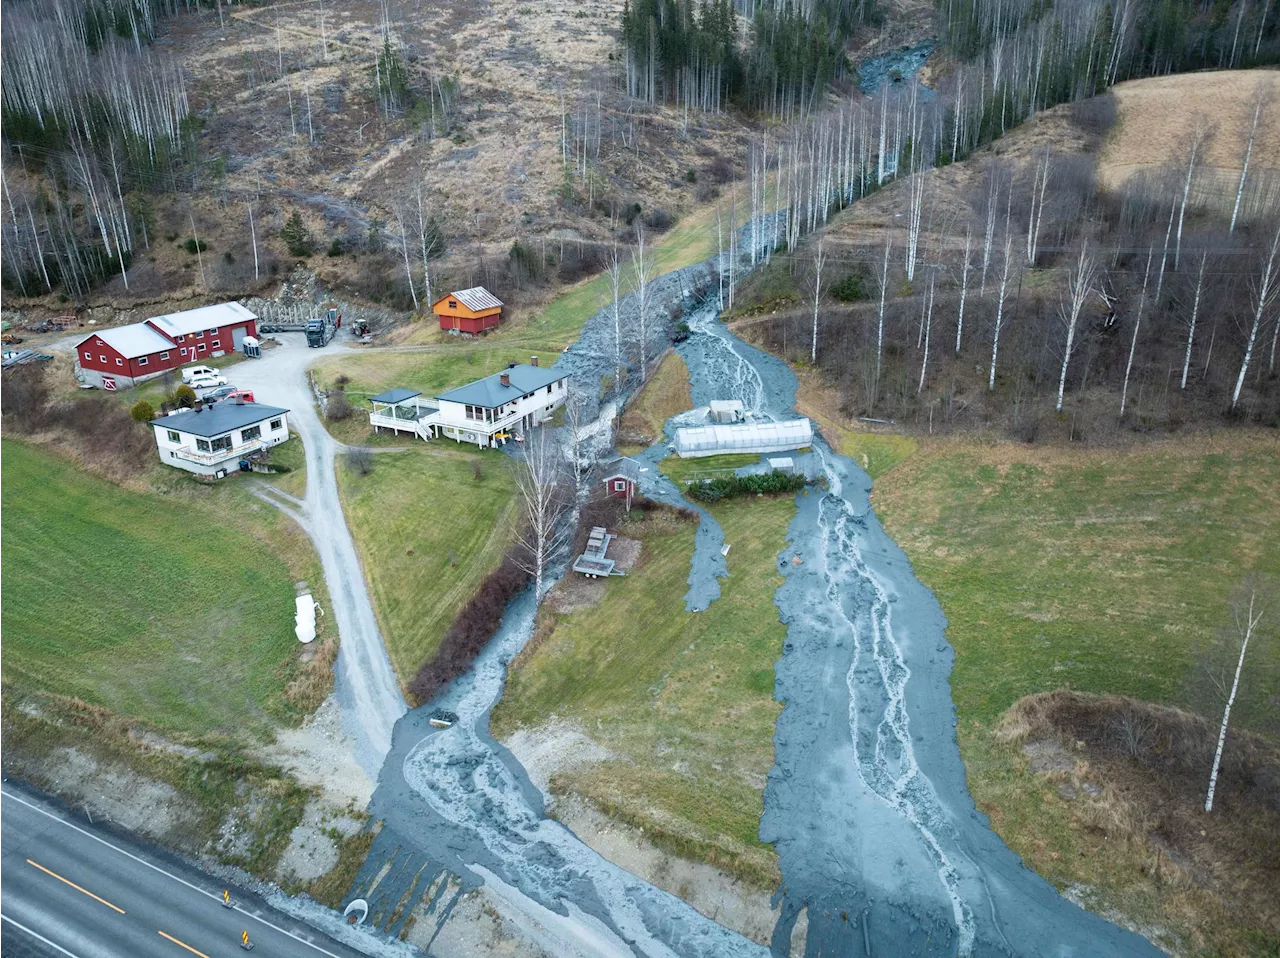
[666,304,1160,958]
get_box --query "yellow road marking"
[157,930,212,958]
[26,859,125,914]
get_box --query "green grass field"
[492,497,797,887]
[872,434,1280,955]
[336,445,517,682]
[1,440,303,739]
[617,350,692,453]
[659,452,767,486]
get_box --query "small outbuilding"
[709,399,745,424]
[602,456,641,509]
[433,287,503,334]
[151,400,290,478]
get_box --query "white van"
[181,365,217,384]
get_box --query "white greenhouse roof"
[673,418,813,458]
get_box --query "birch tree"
[1055,243,1098,413]
[631,226,655,378]
[1174,122,1211,269]
[1181,251,1208,390]
[956,226,972,355]
[1026,150,1051,266]
[1120,249,1153,417]
[392,204,420,310]
[512,431,572,599]
[606,244,626,383]
[989,194,1016,392]
[808,237,826,364]
[415,183,437,308]
[1204,577,1270,813]
[875,237,892,398]
[918,269,936,395]
[1229,84,1266,233]
[1231,224,1280,410]
[247,203,259,280]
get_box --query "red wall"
[437,312,501,334]
[77,319,258,380]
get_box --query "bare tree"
[1120,249,1154,417]
[1174,122,1212,269]
[1026,150,1052,266]
[392,204,420,310]
[989,194,1016,392]
[1204,576,1271,813]
[917,268,936,395]
[875,237,892,399]
[956,226,972,355]
[808,237,826,364]
[415,183,438,308]
[606,245,626,384]
[1055,243,1098,413]
[1230,83,1267,233]
[247,203,259,281]
[1231,224,1280,409]
[631,225,655,378]
[1181,251,1208,390]
[512,431,573,599]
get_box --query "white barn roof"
[149,302,257,337]
[80,323,175,359]
[673,418,813,459]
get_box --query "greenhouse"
[672,418,813,458]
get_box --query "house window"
[138,357,149,366]
[197,343,207,352]
[196,330,204,338]
[196,438,212,452]
[160,352,170,360]
[241,425,262,442]
[84,351,92,360]
[449,300,457,308]
[211,436,232,453]
[546,385,552,395]
[175,335,184,342]
[465,405,484,421]
[116,358,123,366]
[100,355,107,363]
[180,348,188,356]
[270,418,282,430]
[167,430,181,442]
[614,480,627,491]
[211,340,220,348]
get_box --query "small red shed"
[433,287,503,334]
[602,457,641,510]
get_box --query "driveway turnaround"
[0,787,367,958]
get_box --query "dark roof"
[369,387,422,404]
[437,364,566,408]
[152,401,289,438]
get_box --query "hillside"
[1098,70,1280,191]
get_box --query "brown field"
[1098,70,1280,190]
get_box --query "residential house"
[151,400,290,478]
[76,302,258,390]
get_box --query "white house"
[151,400,290,478]
[368,359,570,449]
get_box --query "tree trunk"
[1232,226,1280,409]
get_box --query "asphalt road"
[1,787,369,958]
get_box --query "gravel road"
[230,335,407,777]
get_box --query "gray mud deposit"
[349,220,1160,957]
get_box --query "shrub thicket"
[129,400,155,422]
[685,469,806,503]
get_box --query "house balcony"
[170,438,267,464]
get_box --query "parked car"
[181,364,218,384]
[187,373,228,389]
[199,385,238,403]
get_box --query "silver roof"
[152,401,289,438]
[79,323,176,359]
[441,287,503,311]
[149,302,257,337]
[437,364,565,408]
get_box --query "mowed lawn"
[337,446,517,683]
[872,435,1280,736]
[1,440,299,739]
[492,497,796,887]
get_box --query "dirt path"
[231,334,407,778]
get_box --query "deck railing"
[171,438,267,464]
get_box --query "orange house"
[433,287,504,334]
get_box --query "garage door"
[232,326,248,348]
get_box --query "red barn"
[75,302,258,390]
[433,287,503,335]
